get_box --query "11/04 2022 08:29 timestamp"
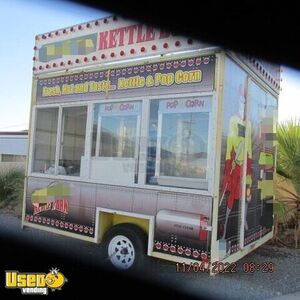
[175,261,275,274]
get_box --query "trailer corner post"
[210,52,226,274]
[239,75,251,250]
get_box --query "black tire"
[103,223,147,272]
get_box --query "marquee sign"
[33,16,210,75]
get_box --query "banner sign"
[36,55,215,103]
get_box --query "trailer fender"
[95,208,155,256]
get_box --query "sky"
[0,0,299,132]
[278,67,300,122]
[0,0,108,131]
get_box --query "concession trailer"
[22,15,280,273]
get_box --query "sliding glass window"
[32,106,87,176]
[33,107,58,174]
[59,106,87,176]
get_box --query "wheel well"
[97,211,149,243]
[103,223,147,242]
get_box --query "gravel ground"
[0,213,299,299]
[147,245,300,300]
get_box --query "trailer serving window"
[32,107,58,174]
[91,101,141,185]
[32,106,87,176]
[59,106,87,176]
[146,96,212,190]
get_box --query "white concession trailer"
[22,16,280,273]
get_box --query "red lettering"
[166,100,178,109]
[59,199,64,211]
[117,27,126,47]
[137,24,145,43]
[33,199,69,215]
[63,200,69,213]
[98,24,160,50]
[120,103,134,111]
[185,99,205,108]
[126,25,138,45]
[159,30,171,39]
[105,104,113,111]
[145,26,155,41]
[98,24,171,50]
[108,29,118,48]
[99,31,109,50]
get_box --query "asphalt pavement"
[0,213,299,299]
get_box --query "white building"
[0,131,28,172]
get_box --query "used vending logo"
[5,268,67,295]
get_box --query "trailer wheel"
[103,223,147,271]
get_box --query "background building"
[0,131,28,172]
